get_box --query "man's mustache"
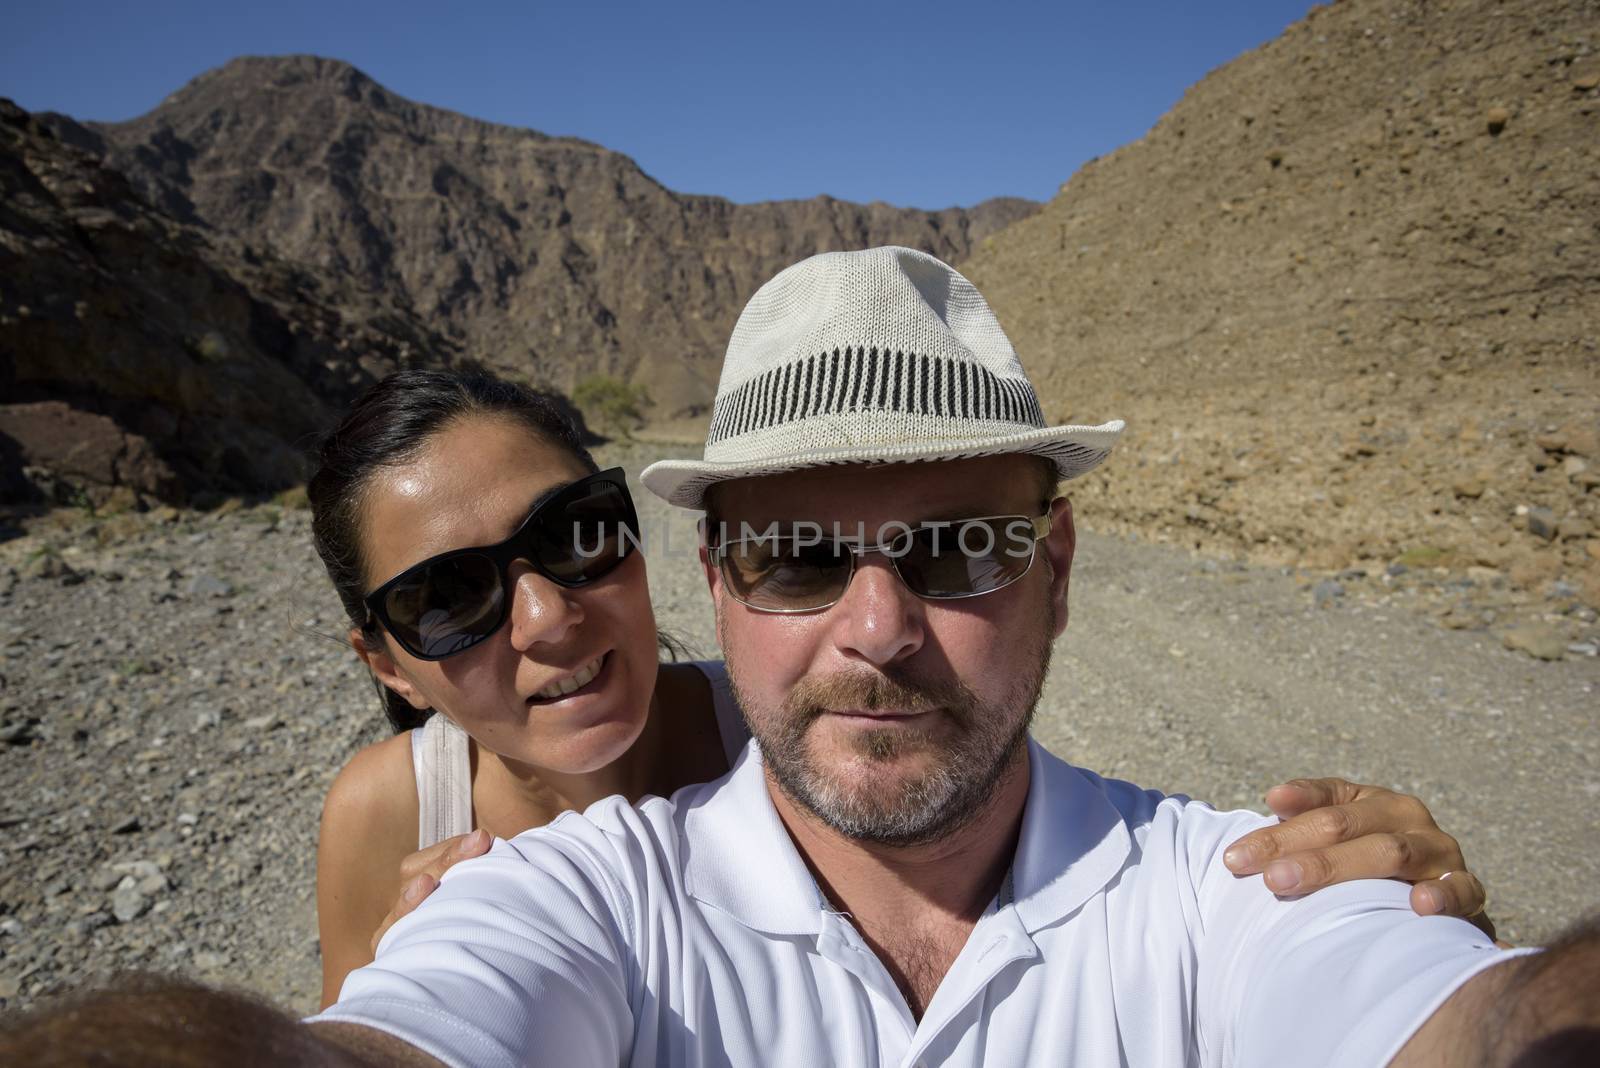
[784,668,979,724]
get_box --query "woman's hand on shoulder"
[1222,777,1497,939]
[368,830,493,956]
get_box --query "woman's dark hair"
[308,369,598,733]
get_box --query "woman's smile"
[528,649,610,704]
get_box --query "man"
[293,247,1590,1065]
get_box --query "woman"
[311,370,1488,1008]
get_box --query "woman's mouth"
[532,652,607,701]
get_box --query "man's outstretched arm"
[1392,913,1600,1066]
[0,975,444,1068]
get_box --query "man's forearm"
[1395,914,1600,1066]
[0,974,442,1068]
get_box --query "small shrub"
[573,374,652,440]
[1395,545,1447,568]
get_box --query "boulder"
[0,402,180,503]
[1500,624,1568,661]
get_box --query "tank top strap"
[409,713,474,850]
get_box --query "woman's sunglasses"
[709,513,1052,613]
[364,468,640,660]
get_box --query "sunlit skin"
[354,416,660,785]
[702,456,1075,1014]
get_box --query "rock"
[1585,541,1600,564]
[1569,642,1600,657]
[1535,432,1567,452]
[89,868,124,893]
[1485,106,1510,134]
[193,950,231,971]
[1386,562,1409,577]
[1564,457,1590,478]
[1313,580,1345,607]
[1575,74,1600,91]
[1557,517,1592,541]
[0,723,38,746]
[185,574,234,598]
[1451,478,1484,499]
[1500,625,1569,661]
[0,402,182,503]
[1565,425,1600,458]
[110,877,149,923]
[1526,507,1558,541]
[110,815,142,835]
[111,860,169,895]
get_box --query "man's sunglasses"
[364,468,640,661]
[708,513,1052,613]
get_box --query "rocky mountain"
[0,99,472,507]
[962,0,1600,607]
[44,56,1038,421]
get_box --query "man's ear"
[1043,496,1076,638]
[348,627,429,710]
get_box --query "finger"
[421,828,492,882]
[1262,777,1367,819]
[1423,872,1500,942]
[1259,831,1451,896]
[370,873,439,956]
[398,834,473,880]
[398,829,492,881]
[1411,870,1488,919]
[1225,801,1373,874]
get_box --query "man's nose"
[829,555,924,667]
[505,561,584,650]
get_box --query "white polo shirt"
[313,740,1526,1067]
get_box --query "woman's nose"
[505,562,584,650]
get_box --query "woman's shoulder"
[320,730,420,845]
[654,660,745,782]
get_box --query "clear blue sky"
[4,0,1315,209]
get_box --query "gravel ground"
[0,444,1595,1016]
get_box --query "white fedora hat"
[640,246,1124,509]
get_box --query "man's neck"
[764,744,1032,1015]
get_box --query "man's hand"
[1222,777,1495,938]
[370,829,492,956]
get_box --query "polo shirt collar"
[681,738,1132,937]
[682,743,825,936]
[1010,738,1134,933]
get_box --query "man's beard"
[725,604,1056,848]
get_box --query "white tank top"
[408,659,748,850]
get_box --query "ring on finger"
[1438,870,1488,916]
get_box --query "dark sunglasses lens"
[721,538,852,611]
[529,480,636,584]
[894,518,1035,598]
[381,553,504,658]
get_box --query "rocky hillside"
[45,56,1038,420]
[0,99,471,507]
[963,0,1600,610]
